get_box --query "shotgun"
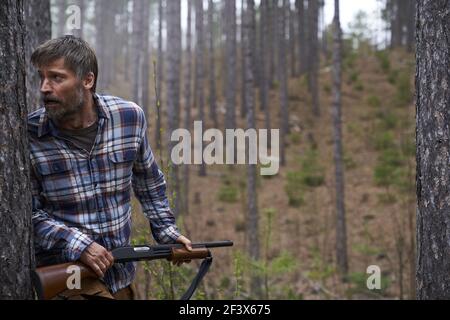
[32,240,233,300]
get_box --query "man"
[28,36,191,300]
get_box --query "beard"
[43,85,85,123]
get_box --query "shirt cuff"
[158,225,181,244]
[64,231,94,261]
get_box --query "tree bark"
[166,0,181,217]
[0,0,34,299]
[25,0,51,112]
[225,0,237,130]
[208,0,218,128]
[308,0,320,117]
[244,0,261,298]
[156,0,164,153]
[332,0,348,277]
[416,0,450,300]
[182,0,193,216]
[195,0,206,176]
[297,0,306,75]
[278,0,289,167]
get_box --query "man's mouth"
[44,101,60,107]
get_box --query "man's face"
[38,58,85,123]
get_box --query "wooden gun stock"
[32,262,97,300]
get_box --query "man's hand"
[172,235,193,267]
[80,242,114,278]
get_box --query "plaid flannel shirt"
[28,94,181,293]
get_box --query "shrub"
[218,185,239,203]
[367,95,381,108]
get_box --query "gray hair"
[31,35,98,92]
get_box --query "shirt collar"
[37,93,109,138]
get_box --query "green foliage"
[354,81,365,92]
[367,95,381,108]
[306,247,335,281]
[346,271,391,297]
[376,110,398,130]
[299,150,326,187]
[394,72,412,107]
[373,131,396,151]
[285,171,305,207]
[218,182,239,203]
[349,71,359,84]
[375,50,391,73]
[290,132,302,144]
[285,150,325,207]
[374,149,404,187]
[353,243,383,257]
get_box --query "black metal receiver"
[112,240,234,263]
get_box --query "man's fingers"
[106,251,115,267]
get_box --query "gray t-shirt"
[59,121,99,153]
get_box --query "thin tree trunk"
[259,0,271,137]
[244,0,261,299]
[332,0,348,277]
[297,0,306,75]
[289,1,297,77]
[240,0,247,118]
[156,0,164,153]
[208,0,218,128]
[225,0,237,130]
[416,0,450,300]
[308,0,320,117]
[278,0,289,167]
[183,0,193,216]
[167,0,181,217]
[195,0,206,176]
[0,0,34,299]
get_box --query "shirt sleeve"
[31,167,94,262]
[132,109,181,244]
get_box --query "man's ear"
[83,72,95,91]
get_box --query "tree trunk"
[240,0,247,119]
[25,0,51,112]
[244,0,261,298]
[278,0,289,167]
[195,0,206,176]
[208,0,218,128]
[308,0,320,117]
[259,0,271,136]
[182,0,193,216]
[166,0,181,217]
[297,0,306,75]
[225,0,237,130]
[289,1,297,77]
[332,0,348,277]
[156,0,164,153]
[0,0,34,299]
[416,0,450,300]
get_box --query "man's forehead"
[37,58,73,74]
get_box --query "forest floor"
[128,48,416,300]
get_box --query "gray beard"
[46,88,84,123]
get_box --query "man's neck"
[56,94,98,131]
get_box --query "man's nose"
[40,78,52,94]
